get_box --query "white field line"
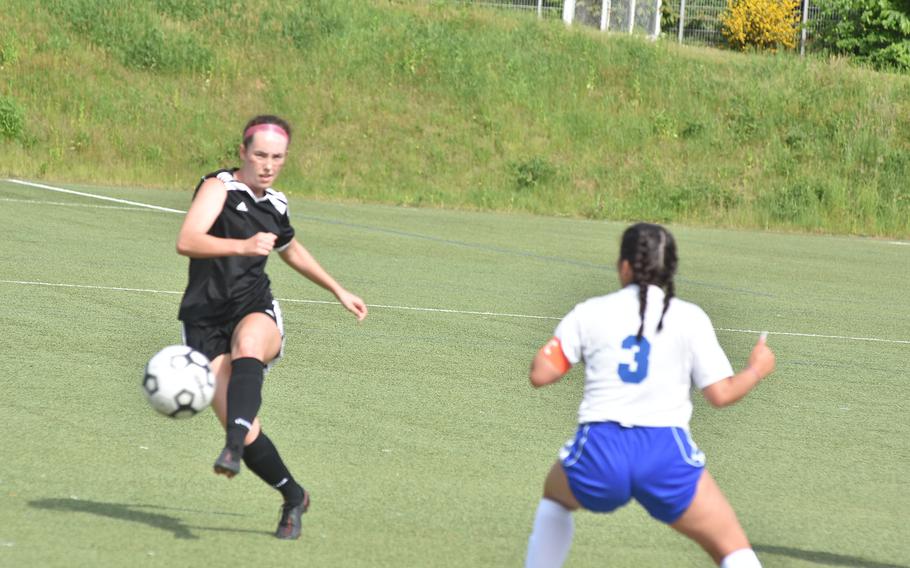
[0,280,183,296]
[715,328,910,345]
[1,279,908,344]
[6,178,910,249]
[0,197,155,212]
[284,297,561,320]
[4,180,908,343]
[4,179,185,213]
[0,279,556,321]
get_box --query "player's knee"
[232,336,265,360]
[244,422,261,446]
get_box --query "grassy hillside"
[1,0,909,237]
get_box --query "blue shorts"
[559,422,706,524]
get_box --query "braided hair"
[619,223,678,342]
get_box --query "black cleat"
[275,489,310,540]
[213,446,242,478]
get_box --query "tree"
[818,0,910,71]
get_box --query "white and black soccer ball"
[143,345,215,419]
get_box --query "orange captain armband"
[539,337,572,374]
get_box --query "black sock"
[225,357,264,452]
[243,432,305,504]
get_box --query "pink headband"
[243,123,289,142]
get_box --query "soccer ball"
[143,345,215,418]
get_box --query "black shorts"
[181,299,286,367]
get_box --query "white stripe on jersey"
[215,171,290,215]
[266,188,288,204]
[265,191,288,216]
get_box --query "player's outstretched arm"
[530,337,572,388]
[176,178,276,258]
[701,333,776,408]
[278,239,367,321]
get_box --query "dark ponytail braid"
[619,223,678,342]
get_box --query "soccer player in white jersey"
[176,115,367,539]
[524,223,776,568]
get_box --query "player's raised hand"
[748,332,776,380]
[243,232,277,256]
[336,289,368,322]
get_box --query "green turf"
[0,179,907,567]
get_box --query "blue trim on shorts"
[559,422,705,524]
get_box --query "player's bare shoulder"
[196,170,232,195]
[194,174,229,201]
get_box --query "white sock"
[720,548,762,568]
[525,498,575,568]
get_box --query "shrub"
[154,0,235,20]
[121,29,213,73]
[721,0,800,52]
[44,0,213,73]
[0,31,19,66]
[512,157,555,189]
[763,181,824,221]
[281,1,346,51]
[0,95,25,140]
[817,0,910,72]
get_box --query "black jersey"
[178,169,295,325]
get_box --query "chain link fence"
[451,0,837,53]
[663,0,724,44]
[569,0,663,36]
[450,0,565,19]
[663,0,837,50]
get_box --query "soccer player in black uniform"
[176,115,368,539]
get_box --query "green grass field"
[0,178,908,567]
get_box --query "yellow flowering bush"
[721,0,801,52]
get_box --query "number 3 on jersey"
[617,335,651,384]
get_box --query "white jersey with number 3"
[555,285,733,428]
